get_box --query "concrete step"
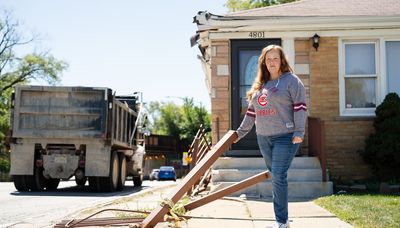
[213,157,321,170]
[210,181,333,199]
[211,168,323,182]
[210,156,332,199]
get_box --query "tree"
[179,98,211,147]
[0,12,67,151]
[0,13,67,97]
[225,0,297,12]
[148,98,211,149]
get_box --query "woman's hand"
[233,131,239,143]
[292,136,303,144]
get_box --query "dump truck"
[9,85,147,192]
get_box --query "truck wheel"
[13,175,29,191]
[117,154,127,191]
[89,177,101,192]
[99,151,119,192]
[46,178,60,191]
[75,177,87,186]
[133,174,143,187]
[31,167,46,191]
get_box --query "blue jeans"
[257,133,300,223]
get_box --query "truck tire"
[133,174,143,187]
[99,151,119,192]
[46,178,60,191]
[30,167,46,191]
[117,153,127,191]
[89,177,101,192]
[75,177,87,186]
[13,175,29,192]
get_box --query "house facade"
[192,0,400,181]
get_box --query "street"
[0,179,175,227]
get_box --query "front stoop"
[210,156,333,199]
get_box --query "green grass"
[315,194,400,228]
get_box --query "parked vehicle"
[9,86,148,192]
[158,166,176,181]
[149,169,159,181]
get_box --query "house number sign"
[249,31,265,38]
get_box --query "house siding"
[208,37,374,181]
[294,38,311,156]
[309,37,373,180]
[211,40,231,145]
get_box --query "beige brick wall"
[295,39,311,155]
[207,37,374,181]
[309,37,373,180]
[210,40,231,145]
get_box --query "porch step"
[212,156,321,169]
[210,181,333,199]
[210,157,333,199]
[212,168,323,182]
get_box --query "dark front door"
[230,39,281,156]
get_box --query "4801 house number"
[249,32,265,38]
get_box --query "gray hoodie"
[236,72,307,140]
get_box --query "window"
[386,41,400,95]
[340,39,400,116]
[340,41,378,116]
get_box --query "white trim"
[339,40,381,116]
[196,13,400,32]
[207,29,400,41]
[379,38,386,104]
[384,39,400,95]
[282,37,295,68]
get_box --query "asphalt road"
[0,179,175,227]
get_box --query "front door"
[230,39,281,156]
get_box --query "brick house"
[191,0,400,187]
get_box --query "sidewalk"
[183,197,353,228]
[63,183,353,228]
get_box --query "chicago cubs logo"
[257,94,268,106]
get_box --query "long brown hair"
[246,45,293,102]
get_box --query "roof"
[226,0,400,17]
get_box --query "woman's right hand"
[233,131,240,143]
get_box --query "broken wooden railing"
[186,125,212,196]
[141,130,271,228]
[55,130,271,228]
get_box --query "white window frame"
[384,39,400,95]
[339,39,380,116]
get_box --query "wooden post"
[141,131,237,228]
[191,138,200,170]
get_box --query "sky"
[0,1,229,110]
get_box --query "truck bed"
[12,86,109,139]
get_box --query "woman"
[235,45,307,228]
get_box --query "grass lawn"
[315,194,400,228]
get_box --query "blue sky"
[0,1,228,109]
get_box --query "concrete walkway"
[184,197,353,228]
[60,183,353,228]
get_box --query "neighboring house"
[144,134,184,178]
[191,0,400,182]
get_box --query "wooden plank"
[184,171,270,211]
[141,130,237,228]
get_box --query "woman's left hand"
[292,136,303,144]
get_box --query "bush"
[360,93,400,181]
[0,156,10,173]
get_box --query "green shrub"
[0,156,10,173]
[360,93,400,181]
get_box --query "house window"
[340,41,378,116]
[386,41,400,95]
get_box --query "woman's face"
[264,49,281,77]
